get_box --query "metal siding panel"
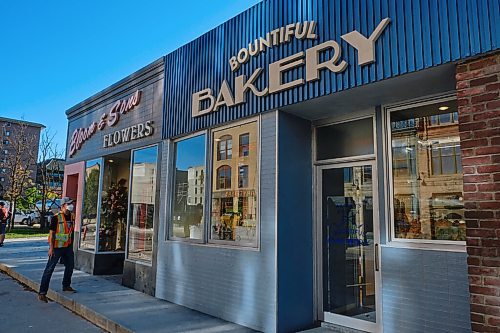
[458,0,471,57]
[467,0,481,54]
[448,0,462,60]
[489,0,500,50]
[421,0,433,67]
[396,0,408,73]
[412,0,425,69]
[430,0,442,65]
[478,0,492,52]
[162,0,498,138]
[438,0,452,62]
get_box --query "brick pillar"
[456,52,500,332]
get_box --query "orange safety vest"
[48,213,74,248]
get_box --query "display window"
[210,121,258,247]
[169,134,206,241]
[126,145,158,262]
[80,158,101,251]
[389,98,465,243]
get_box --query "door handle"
[375,243,380,272]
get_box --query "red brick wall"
[456,52,500,333]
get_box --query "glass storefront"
[390,99,465,241]
[210,121,258,247]
[80,158,101,251]
[170,134,206,240]
[99,154,130,252]
[322,165,376,323]
[127,146,158,263]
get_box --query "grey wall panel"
[155,112,278,332]
[276,112,314,332]
[381,247,471,333]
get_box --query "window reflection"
[127,146,157,262]
[171,135,205,240]
[80,159,101,251]
[391,100,465,241]
[211,122,258,247]
[99,155,130,252]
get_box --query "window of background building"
[127,146,158,263]
[0,177,4,182]
[239,133,250,157]
[5,131,9,136]
[217,135,232,160]
[238,165,248,188]
[211,121,258,247]
[217,165,231,189]
[170,134,205,241]
[80,158,101,251]
[390,99,465,242]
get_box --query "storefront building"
[63,59,164,294]
[64,1,499,332]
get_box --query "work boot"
[62,286,76,293]
[38,294,48,303]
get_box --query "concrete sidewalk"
[0,239,256,333]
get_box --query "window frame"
[208,118,261,249]
[165,117,261,250]
[384,94,466,251]
[216,165,232,189]
[124,143,160,266]
[78,157,104,254]
[166,131,208,244]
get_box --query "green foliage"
[16,186,42,211]
[83,168,100,218]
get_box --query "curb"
[0,263,133,333]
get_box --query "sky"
[0,0,261,153]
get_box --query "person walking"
[0,201,10,247]
[38,197,77,302]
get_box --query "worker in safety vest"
[38,197,76,303]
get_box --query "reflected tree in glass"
[80,159,101,251]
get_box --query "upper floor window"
[430,112,458,126]
[2,140,8,145]
[431,143,462,175]
[5,131,9,136]
[217,135,232,160]
[238,165,249,188]
[216,165,232,189]
[239,133,250,157]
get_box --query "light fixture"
[438,106,449,111]
[108,159,114,163]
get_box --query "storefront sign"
[69,90,142,157]
[192,18,390,117]
[103,121,154,148]
[212,189,256,198]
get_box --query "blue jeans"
[39,246,74,295]
[0,223,6,235]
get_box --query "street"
[0,272,104,333]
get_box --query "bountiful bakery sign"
[192,18,390,117]
[69,90,154,157]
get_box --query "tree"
[36,129,65,228]
[0,122,38,231]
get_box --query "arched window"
[217,165,231,189]
[217,135,232,161]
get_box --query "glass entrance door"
[320,163,380,332]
